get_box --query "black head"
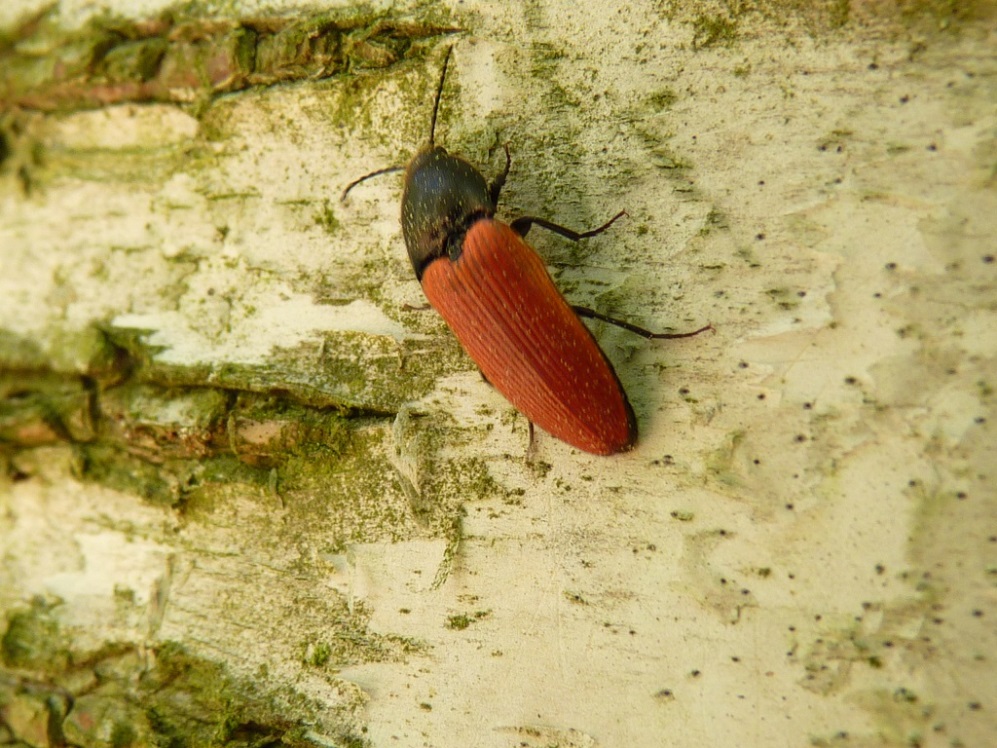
[400,47,494,279]
[401,146,493,279]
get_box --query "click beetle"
[343,47,710,455]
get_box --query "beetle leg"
[510,210,627,240]
[489,144,512,205]
[573,306,715,340]
[526,420,538,459]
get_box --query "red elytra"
[421,219,636,455]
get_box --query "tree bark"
[2,1,995,746]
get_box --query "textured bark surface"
[2,1,995,746]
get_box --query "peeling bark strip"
[0,633,368,747]
[0,5,459,112]
[0,322,365,505]
[0,324,493,530]
[0,364,350,504]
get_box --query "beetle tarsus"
[573,307,714,340]
[510,210,627,240]
[646,322,715,340]
[526,421,538,460]
[489,144,512,205]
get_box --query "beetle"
[342,47,711,454]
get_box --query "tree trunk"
[2,1,995,746]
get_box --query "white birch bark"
[2,1,995,746]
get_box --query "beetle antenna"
[341,46,453,202]
[429,46,453,146]
[340,165,405,202]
